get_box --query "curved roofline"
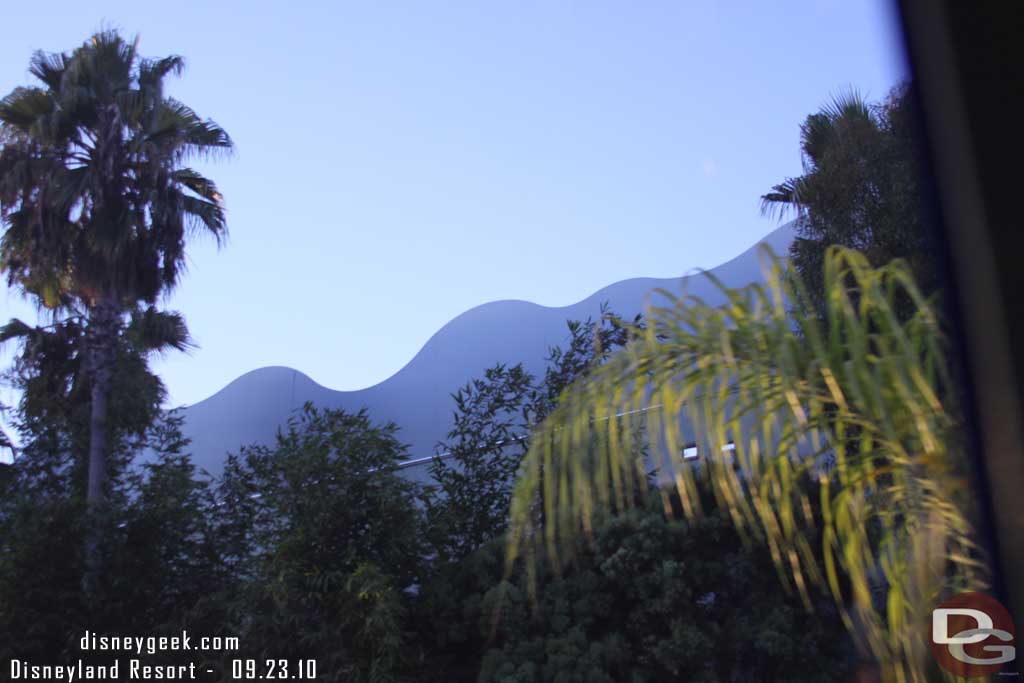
[184,222,795,409]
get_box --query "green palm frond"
[759,177,807,221]
[158,98,233,158]
[821,89,873,122]
[139,55,185,88]
[179,194,227,238]
[125,307,193,353]
[27,50,70,91]
[803,90,873,163]
[171,168,220,201]
[79,30,137,94]
[507,246,984,680]
[0,87,54,131]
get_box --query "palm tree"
[0,30,231,581]
[761,86,938,314]
[506,247,986,680]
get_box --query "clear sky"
[0,0,908,412]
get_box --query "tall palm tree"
[506,247,986,680]
[0,31,231,580]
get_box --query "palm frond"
[759,178,802,221]
[139,55,185,87]
[507,246,984,680]
[798,90,875,171]
[27,50,70,91]
[821,88,873,124]
[158,99,233,158]
[0,88,54,130]
[172,168,224,203]
[81,30,137,94]
[180,194,227,241]
[799,112,839,167]
[125,306,193,353]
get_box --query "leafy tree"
[761,85,938,313]
[412,488,849,683]
[108,412,226,632]
[0,30,231,583]
[0,409,225,668]
[0,310,192,649]
[219,404,425,683]
[408,536,508,681]
[0,462,87,663]
[427,306,640,563]
[482,493,850,683]
[413,307,645,679]
[531,304,642,424]
[427,363,536,562]
[507,248,985,680]
[1,298,226,669]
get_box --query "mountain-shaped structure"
[178,223,796,480]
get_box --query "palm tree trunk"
[86,360,112,506]
[83,298,119,594]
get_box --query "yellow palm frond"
[507,246,985,681]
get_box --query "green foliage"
[427,363,535,562]
[761,84,938,313]
[1,310,182,492]
[108,413,226,631]
[0,30,232,549]
[219,404,425,683]
[0,304,228,666]
[1,30,934,683]
[508,247,984,680]
[0,304,199,658]
[0,411,227,665]
[408,536,508,681]
[532,305,642,424]
[415,307,847,679]
[0,479,87,663]
[1,289,867,682]
[0,30,231,309]
[426,306,639,563]
[415,492,850,683]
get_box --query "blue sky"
[1,1,907,412]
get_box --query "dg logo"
[931,592,1017,678]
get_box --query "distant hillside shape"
[179,223,796,479]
